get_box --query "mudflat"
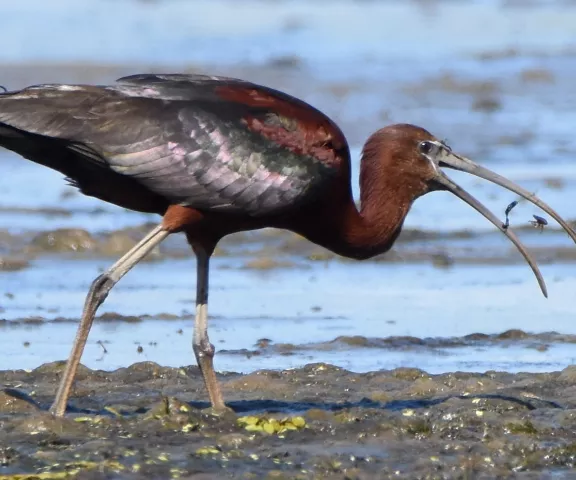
[2,361,576,478]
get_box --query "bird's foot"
[201,404,236,419]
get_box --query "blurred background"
[1,0,576,375]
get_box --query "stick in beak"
[420,140,576,298]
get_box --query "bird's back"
[0,74,350,217]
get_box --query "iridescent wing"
[0,74,350,216]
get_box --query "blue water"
[2,257,576,373]
[1,1,575,66]
[1,0,576,374]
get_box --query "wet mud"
[3,361,576,478]
[2,221,576,273]
[219,329,576,358]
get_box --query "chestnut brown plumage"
[0,73,574,416]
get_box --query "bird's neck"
[294,158,416,260]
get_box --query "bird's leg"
[50,224,170,417]
[193,246,226,411]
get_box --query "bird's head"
[362,123,576,298]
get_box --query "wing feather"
[0,74,350,216]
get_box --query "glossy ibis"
[0,74,574,416]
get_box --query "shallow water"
[2,0,576,377]
[2,257,576,373]
[1,0,576,66]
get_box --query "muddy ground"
[2,359,576,479]
[3,221,576,277]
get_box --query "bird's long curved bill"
[438,152,576,245]
[434,172,548,297]
[434,151,576,298]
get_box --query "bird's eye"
[418,140,435,156]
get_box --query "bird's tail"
[0,86,61,167]
[0,85,25,136]
[0,85,52,142]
